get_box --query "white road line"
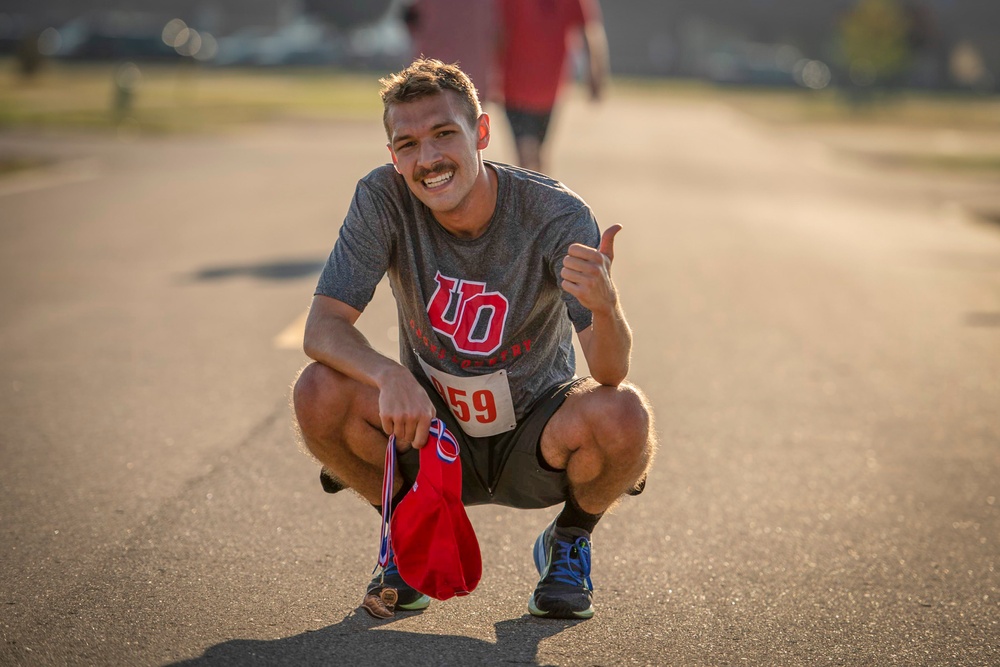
[0,159,102,198]
[274,310,309,350]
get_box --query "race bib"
[417,356,517,437]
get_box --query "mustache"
[413,161,458,182]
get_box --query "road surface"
[1,89,998,665]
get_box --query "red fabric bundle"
[390,421,481,600]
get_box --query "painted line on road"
[275,310,309,350]
[0,159,102,198]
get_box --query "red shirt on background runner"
[499,0,601,112]
[406,0,499,102]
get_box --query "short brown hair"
[379,58,482,139]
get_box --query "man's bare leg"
[293,361,402,504]
[528,378,655,619]
[515,135,544,173]
[293,361,430,616]
[540,379,655,515]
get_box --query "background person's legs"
[513,136,543,173]
[505,107,553,173]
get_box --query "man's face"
[386,91,490,217]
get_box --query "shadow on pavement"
[166,611,580,666]
[964,311,1000,327]
[973,208,1000,227]
[191,258,326,282]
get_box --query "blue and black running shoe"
[528,520,594,619]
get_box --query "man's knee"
[293,362,351,437]
[591,383,653,463]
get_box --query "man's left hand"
[560,224,622,315]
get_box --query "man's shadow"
[167,611,580,666]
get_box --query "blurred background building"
[1,0,996,92]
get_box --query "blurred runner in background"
[498,0,609,173]
[402,0,500,103]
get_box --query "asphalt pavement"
[1,89,998,666]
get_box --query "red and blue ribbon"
[374,418,460,574]
[376,434,397,572]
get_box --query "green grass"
[861,152,1000,172]
[616,77,1000,130]
[0,59,384,135]
[734,90,1000,131]
[615,76,1000,172]
[2,60,999,174]
[7,60,998,135]
[0,155,50,174]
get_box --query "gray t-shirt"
[315,160,600,421]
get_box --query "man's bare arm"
[581,15,610,101]
[303,295,434,448]
[576,306,631,387]
[560,225,631,386]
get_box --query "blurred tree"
[839,0,912,87]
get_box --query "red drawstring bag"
[389,419,481,600]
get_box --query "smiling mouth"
[422,171,454,189]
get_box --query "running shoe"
[363,544,431,618]
[528,520,595,619]
[319,468,346,494]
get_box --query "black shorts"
[504,106,553,144]
[397,375,588,509]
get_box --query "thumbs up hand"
[560,224,623,316]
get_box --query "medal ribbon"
[374,418,458,574]
[376,434,397,573]
[432,418,460,463]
